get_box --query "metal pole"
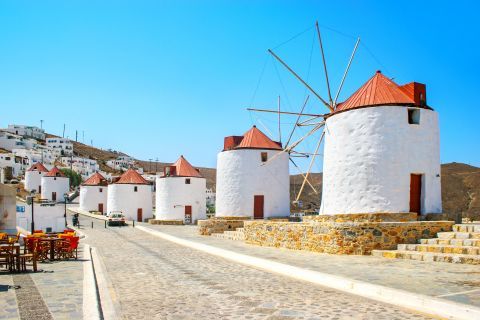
[31,199,35,234]
[104,220,106,228]
[64,199,67,227]
[91,221,93,229]
[133,220,135,228]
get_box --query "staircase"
[211,228,245,241]
[372,224,480,265]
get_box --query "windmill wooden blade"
[289,158,318,194]
[315,21,333,106]
[333,37,360,109]
[285,95,309,148]
[295,130,325,202]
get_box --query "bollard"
[105,220,107,228]
[91,221,93,229]
[133,220,135,228]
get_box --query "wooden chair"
[0,243,15,272]
[60,237,79,260]
[18,241,38,272]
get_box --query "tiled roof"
[336,71,416,112]
[170,156,203,178]
[27,162,48,172]
[82,172,108,186]
[235,126,282,150]
[115,169,148,185]
[44,166,66,178]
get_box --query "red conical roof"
[82,172,108,186]
[44,166,66,178]
[115,169,148,185]
[170,156,203,178]
[27,162,48,172]
[236,126,282,150]
[336,71,415,112]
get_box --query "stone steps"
[437,232,480,239]
[371,250,480,265]
[452,224,480,232]
[420,238,480,246]
[211,228,245,241]
[397,244,480,255]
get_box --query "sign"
[16,205,25,213]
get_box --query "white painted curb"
[83,244,100,320]
[137,225,480,320]
[90,247,119,320]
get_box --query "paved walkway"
[78,214,436,319]
[0,244,85,320]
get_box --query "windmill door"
[137,208,143,222]
[409,174,422,215]
[254,195,264,219]
[184,206,192,224]
[52,192,57,201]
[98,203,104,213]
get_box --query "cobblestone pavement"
[79,215,434,320]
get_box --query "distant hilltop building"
[215,126,290,219]
[106,156,135,171]
[80,172,108,214]
[321,71,442,216]
[41,166,70,202]
[155,155,206,224]
[107,169,153,222]
[46,137,73,157]
[6,124,45,140]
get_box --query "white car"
[107,212,127,226]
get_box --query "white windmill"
[249,21,442,217]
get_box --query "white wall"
[155,177,206,223]
[16,201,66,233]
[41,176,70,202]
[107,184,153,222]
[80,185,108,214]
[321,106,442,215]
[25,170,45,193]
[215,149,290,218]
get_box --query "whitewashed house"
[6,124,45,140]
[321,71,442,216]
[0,153,24,178]
[25,162,49,193]
[155,156,206,224]
[107,169,153,222]
[61,156,99,178]
[106,156,134,171]
[206,188,216,206]
[16,201,66,233]
[0,131,25,151]
[80,172,108,214]
[215,126,290,219]
[41,167,70,202]
[46,137,73,157]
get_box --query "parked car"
[107,212,126,226]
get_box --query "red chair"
[61,237,79,260]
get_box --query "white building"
[321,71,442,216]
[155,155,206,224]
[80,172,108,214]
[106,156,134,171]
[25,162,49,193]
[61,156,99,178]
[0,153,25,178]
[0,131,26,151]
[215,126,290,219]
[6,124,45,140]
[46,137,73,157]
[13,147,55,167]
[41,167,70,202]
[107,169,153,222]
[16,201,66,233]
[206,188,216,206]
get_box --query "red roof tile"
[235,126,282,150]
[27,162,48,172]
[169,156,203,178]
[44,166,66,178]
[115,169,148,185]
[336,71,415,112]
[82,172,108,186]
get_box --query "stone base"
[148,219,184,225]
[198,218,250,235]
[244,213,454,255]
[303,212,418,223]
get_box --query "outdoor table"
[41,238,61,260]
[0,243,20,271]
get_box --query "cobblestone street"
[80,215,434,320]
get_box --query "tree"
[60,168,83,188]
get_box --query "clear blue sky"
[1,1,479,170]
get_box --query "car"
[107,212,127,226]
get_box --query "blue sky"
[1,1,479,169]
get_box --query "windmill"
[247,21,360,204]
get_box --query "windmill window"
[408,109,420,125]
[261,152,268,162]
[99,188,103,193]
[185,178,191,184]
[134,186,138,192]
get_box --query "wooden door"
[98,203,104,213]
[254,195,264,219]
[184,205,192,224]
[409,174,422,215]
[38,185,41,194]
[137,208,143,222]
[52,192,57,201]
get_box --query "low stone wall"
[148,219,184,225]
[198,217,250,235]
[244,219,454,255]
[303,212,418,223]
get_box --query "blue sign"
[16,205,25,213]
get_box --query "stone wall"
[148,219,184,225]
[198,217,250,235]
[303,212,417,223]
[244,219,454,255]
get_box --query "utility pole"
[75,130,78,142]
[63,124,66,138]
[40,120,44,130]
[82,131,84,143]
[155,157,159,173]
